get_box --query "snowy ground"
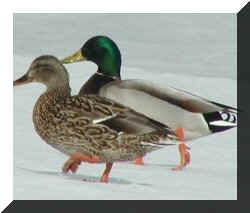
[13,14,237,200]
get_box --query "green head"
[62,36,121,79]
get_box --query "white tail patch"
[209,120,237,127]
[219,111,237,124]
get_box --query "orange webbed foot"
[134,157,144,165]
[62,152,101,174]
[62,158,81,174]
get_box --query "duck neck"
[32,84,71,144]
[45,76,71,97]
[37,84,71,108]
[47,85,71,99]
[97,66,121,79]
[78,73,117,95]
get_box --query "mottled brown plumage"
[14,55,177,183]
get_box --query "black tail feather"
[210,101,241,112]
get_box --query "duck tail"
[203,110,237,133]
[210,101,241,113]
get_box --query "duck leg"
[172,127,191,171]
[100,162,113,183]
[62,152,101,173]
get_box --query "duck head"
[61,36,121,79]
[14,55,70,90]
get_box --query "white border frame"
[1,0,245,210]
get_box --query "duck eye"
[99,47,107,54]
[93,47,106,59]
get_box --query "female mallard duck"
[13,55,177,183]
[61,35,237,170]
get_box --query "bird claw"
[172,144,191,171]
[100,174,109,183]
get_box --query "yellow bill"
[61,49,86,64]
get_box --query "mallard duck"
[13,55,178,183]
[61,35,237,170]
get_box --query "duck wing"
[57,94,176,136]
[100,79,237,113]
[50,95,177,161]
[97,79,237,138]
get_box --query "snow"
[13,14,237,200]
